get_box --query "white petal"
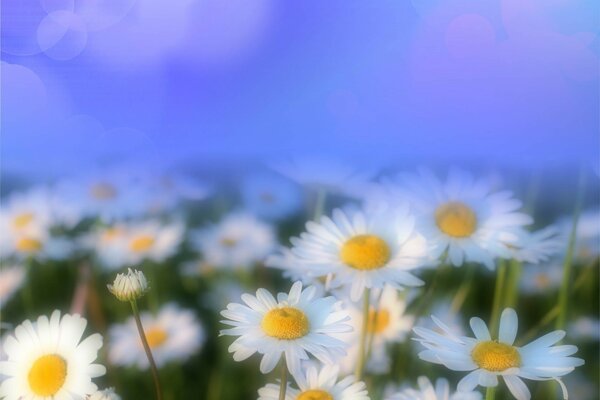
[499,308,518,345]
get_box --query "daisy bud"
[108,268,149,302]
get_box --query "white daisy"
[0,188,54,235]
[0,311,106,399]
[290,207,428,301]
[220,281,351,376]
[0,228,73,261]
[108,303,204,368]
[414,308,584,400]
[241,172,303,220]
[192,212,277,270]
[0,265,26,307]
[557,208,600,260]
[519,262,563,294]
[568,317,600,342]
[89,387,121,400]
[386,376,482,400]
[83,220,184,269]
[266,246,327,296]
[416,300,466,337]
[504,227,563,264]
[395,169,533,269]
[258,364,369,400]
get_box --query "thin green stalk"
[450,264,476,313]
[485,386,496,400]
[556,172,585,330]
[278,357,288,400]
[354,288,371,380]
[130,300,163,400]
[504,260,522,309]
[489,261,507,337]
[313,189,327,221]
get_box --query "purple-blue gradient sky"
[2,0,599,178]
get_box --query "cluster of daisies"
[0,161,598,399]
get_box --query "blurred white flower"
[107,268,149,302]
[258,364,369,400]
[568,317,600,342]
[89,387,121,400]
[386,376,482,400]
[394,169,533,269]
[0,228,73,261]
[241,172,303,220]
[504,227,564,264]
[109,303,204,368]
[557,208,600,260]
[0,311,106,399]
[0,265,26,307]
[519,262,563,295]
[290,207,428,301]
[192,212,276,270]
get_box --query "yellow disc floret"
[145,327,168,348]
[340,234,391,270]
[471,340,521,372]
[261,307,310,340]
[13,213,34,229]
[129,235,155,252]
[368,308,391,334]
[297,389,334,400]
[435,201,477,238]
[28,354,67,396]
[16,237,43,253]
[90,182,118,200]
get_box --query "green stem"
[278,357,288,400]
[489,261,507,337]
[130,300,163,400]
[354,288,371,380]
[556,172,585,330]
[486,386,496,400]
[504,260,522,309]
[450,264,476,313]
[313,189,327,221]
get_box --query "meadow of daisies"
[0,164,598,400]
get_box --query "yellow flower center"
[28,354,67,396]
[145,327,168,348]
[90,182,117,200]
[13,212,34,229]
[297,389,333,400]
[340,234,391,270]
[129,235,155,252]
[102,227,124,242]
[261,307,310,340]
[220,237,237,247]
[368,308,391,334]
[435,201,477,238]
[535,274,551,289]
[471,340,521,372]
[16,237,43,252]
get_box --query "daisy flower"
[290,207,428,301]
[0,311,106,399]
[0,265,26,307]
[241,172,303,221]
[504,227,563,264]
[568,317,600,342]
[89,387,122,400]
[557,208,600,260]
[395,169,533,269]
[220,281,351,375]
[108,303,204,368]
[192,212,276,270]
[258,364,369,400]
[0,188,54,235]
[386,376,482,400]
[519,262,563,295]
[413,308,584,400]
[266,246,327,295]
[0,228,73,261]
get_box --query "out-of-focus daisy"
[414,308,584,400]
[386,376,482,400]
[519,262,563,294]
[0,265,26,307]
[290,207,427,301]
[0,228,73,261]
[568,317,600,341]
[558,208,600,260]
[271,156,375,197]
[241,172,303,220]
[416,300,466,337]
[109,303,204,368]
[266,247,327,295]
[503,227,563,264]
[395,169,533,269]
[0,311,106,399]
[220,281,351,375]
[89,387,122,400]
[83,220,184,269]
[192,212,276,270]
[258,364,369,400]
[0,188,54,235]
[140,171,212,214]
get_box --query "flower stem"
[556,171,585,330]
[355,287,371,380]
[485,386,496,400]
[489,261,507,337]
[278,356,288,400]
[130,300,163,400]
